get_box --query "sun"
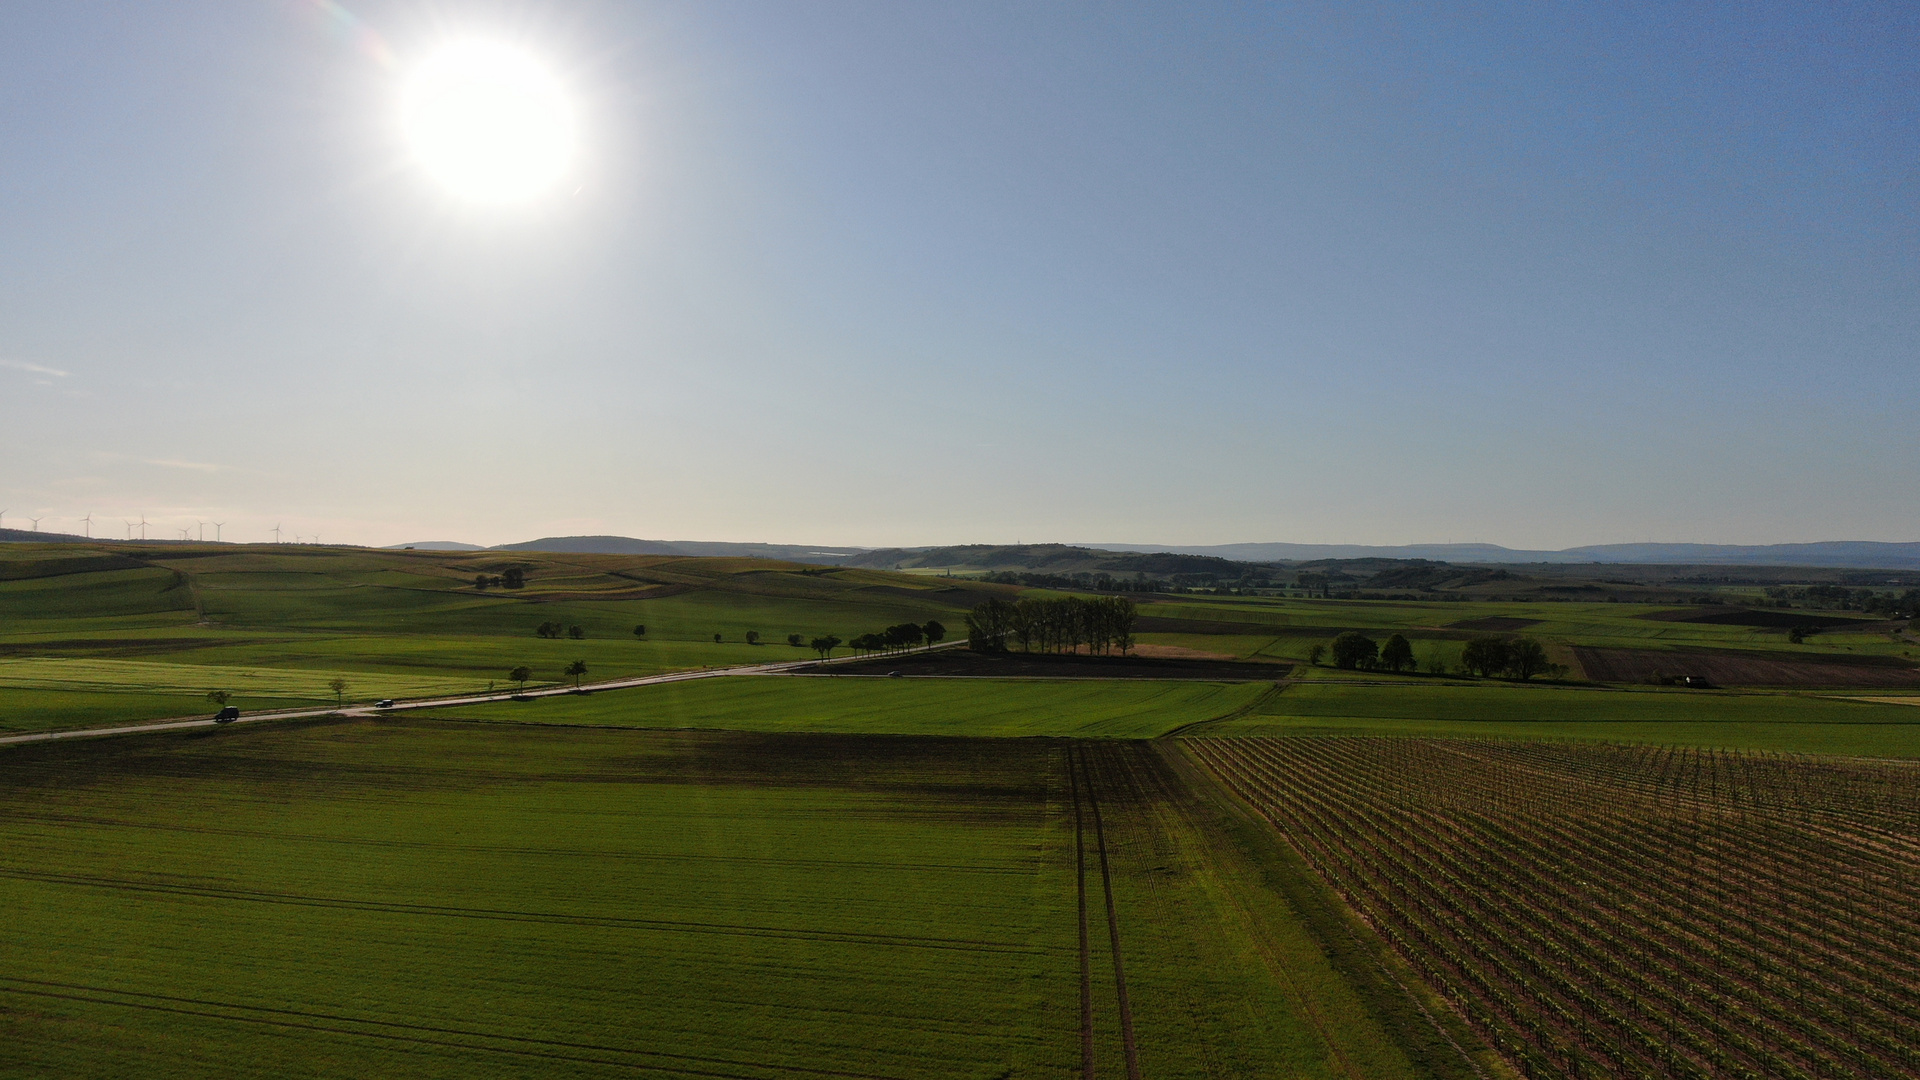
[402,42,574,204]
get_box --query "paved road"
[0,641,968,747]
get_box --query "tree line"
[981,571,1172,594]
[1312,631,1564,680]
[846,620,945,657]
[965,596,1137,655]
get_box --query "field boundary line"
[1070,748,1097,1078]
[1159,740,1496,1080]
[1158,680,1289,739]
[1081,747,1143,1080]
[0,640,971,747]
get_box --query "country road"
[0,640,970,747]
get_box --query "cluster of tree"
[1459,635,1561,680]
[981,571,1170,594]
[1312,632,1418,671]
[1766,585,1920,617]
[474,568,526,590]
[965,596,1136,655]
[535,621,584,639]
[1309,632,1561,680]
[809,635,841,658]
[847,621,946,656]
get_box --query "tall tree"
[1330,632,1377,670]
[564,659,588,687]
[1506,638,1550,680]
[1379,634,1415,673]
[1461,636,1512,678]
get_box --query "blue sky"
[1,1,1913,548]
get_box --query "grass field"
[0,542,998,731]
[413,675,1279,738]
[0,719,1448,1079]
[1197,680,1920,756]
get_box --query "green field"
[8,541,1918,1077]
[1197,679,1920,756]
[0,543,996,732]
[415,675,1278,738]
[0,719,1453,1079]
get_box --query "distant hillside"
[844,544,1246,577]
[0,527,98,544]
[491,536,866,564]
[1082,540,1920,570]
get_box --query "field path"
[1068,745,1145,1080]
[1081,749,1144,1080]
[1070,751,1097,1078]
[0,641,968,747]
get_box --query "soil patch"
[1128,643,1240,661]
[1636,607,1875,629]
[1134,617,1292,636]
[797,650,1291,682]
[1447,617,1543,632]
[1573,646,1920,688]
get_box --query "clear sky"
[1,1,1914,549]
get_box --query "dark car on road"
[214,706,241,723]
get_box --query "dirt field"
[1447,616,1543,632]
[798,650,1293,682]
[1635,607,1878,629]
[1573,646,1920,687]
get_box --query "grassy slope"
[1197,680,1920,756]
[1134,593,1914,664]
[413,675,1277,738]
[0,543,994,732]
[0,720,1416,1079]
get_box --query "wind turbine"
[28,517,41,532]
[197,521,206,542]
[271,523,282,543]
[124,520,136,540]
[212,521,224,542]
[81,512,92,538]
[0,510,7,530]
[137,515,149,540]
[177,527,190,541]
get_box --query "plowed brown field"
[1573,646,1920,687]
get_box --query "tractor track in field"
[1070,749,1096,1078]
[1067,746,1143,1080]
[0,867,1036,954]
[0,976,908,1080]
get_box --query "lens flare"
[402,42,573,204]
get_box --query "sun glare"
[402,42,573,204]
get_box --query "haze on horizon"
[1,2,1914,551]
